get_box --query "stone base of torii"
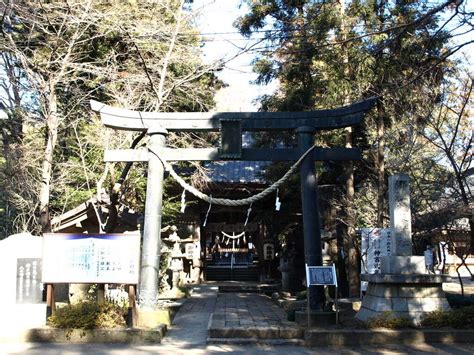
[356,175,451,325]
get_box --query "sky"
[192,0,276,111]
[192,0,473,112]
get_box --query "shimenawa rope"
[148,144,317,207]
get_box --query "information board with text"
[305,264,337,287]
[42,233,140,284]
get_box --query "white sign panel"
[360,228,391,291]
[42,233,140,284]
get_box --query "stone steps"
[207,337,305,346]
[205,266,260,282]
[218,283,280,294]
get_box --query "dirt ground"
[442,276,474,296]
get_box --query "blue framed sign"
[305,264,337,287]
[42,233,140,284]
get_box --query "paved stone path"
[209,292,304,341]
[214,292,287,327]
[153,284,306,351]
[160,285,303,346]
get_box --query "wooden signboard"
[42,233,140,284]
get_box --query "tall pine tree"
[236,0,460,295]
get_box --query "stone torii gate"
[91,98,376,311]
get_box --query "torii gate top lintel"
[90,96,376,132]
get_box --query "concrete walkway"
[146,284,309,353]
[161,284,218,348]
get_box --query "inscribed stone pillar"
[356,174,451,324]
[380,174,424,274]
[388,174,412,256]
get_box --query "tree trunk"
[335,0,359,296]
[376,99,386,227]
[344,127,359,296]
[470,218,474,256]
[39,88,59,233]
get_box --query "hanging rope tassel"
[244,202,253,227]
[180,189,186,213]
[203,197,212,227]
[275,188,281,211]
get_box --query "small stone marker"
[0,233,46,330]
[16,258,43,304]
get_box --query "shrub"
[296,290,307,300]
[421,305,474,329]
[48,301,127,329]
[366,311,413,329]
[446,294,474,308]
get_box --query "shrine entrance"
[91,97,376,310]
[203,222,260,281]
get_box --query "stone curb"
[208,326,304,339]
[207,307,305,341]
[305,328,474,347]
[207,337,305,346]
[0,325,167,344]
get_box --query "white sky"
[192,1,473,112]
[192,0,276,111]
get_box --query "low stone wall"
[1,326,167,344]
[305,329,474,347]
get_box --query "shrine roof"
[206,161,268,184]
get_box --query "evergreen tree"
[235,0,464,295]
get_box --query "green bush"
[446,294,474,308]
[48,301,127,329]
[421,305,474,329]
[366,311,413,329]
[296,290,307,300]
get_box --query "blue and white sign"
[42,233,140,284]
[306,264,337,287]
[360,228,392,274]
[360,228,391,291]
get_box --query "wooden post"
[46,283,55,320]
[128,285,137,327]
[97,284,105,303]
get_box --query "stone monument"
[356,174,451,324]
[0,233,46,332]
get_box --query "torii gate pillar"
[138,126,168,308]
[298,126,324,309]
